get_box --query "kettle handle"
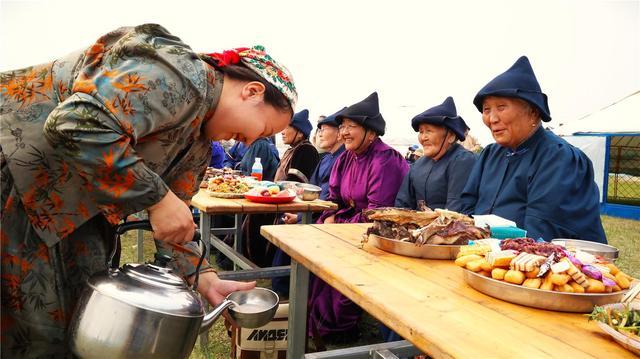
[110,220,206,291]
[116,220,153,234]
[108,220,154,269]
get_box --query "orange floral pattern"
[0,24,221,356]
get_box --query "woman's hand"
[282,213,298,224]
[192,271,256,306]
[147,190,196,244]
[324,215,336,224]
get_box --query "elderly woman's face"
[281,125,301,145]
[339,118,374,153]
[317,124,341,150]
[418,123,453,160]
[482,96,538,149]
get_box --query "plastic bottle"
[251,157,263,181]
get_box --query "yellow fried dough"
[491,268,507,280]
[586,278,606,293]
[605,263,620,275]
[569,281,585,293]
[525,268,540,279]
[550,273,570,286]
[540,274,554,291]
[455,254,482,267]
[480,260,493,272]
[504,270,525,285]
[523,278,542,289]
[555,284,574,293]
[615,272,630,289]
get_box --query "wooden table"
[191,189,337,269]
[260,223,637,359]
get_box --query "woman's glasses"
[338,124,360,133]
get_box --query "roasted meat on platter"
[365,207,489,245]
[363,207,439,226]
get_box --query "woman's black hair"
[201,56,293,116]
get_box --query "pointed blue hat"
[290,109,312,138]
[411,96,469,141]
[473,56,551,122]
[336,92,386,136]
[317,107,347,128]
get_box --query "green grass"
[607,175,640,206]
[120,215,640,357]
[601,215,640,278]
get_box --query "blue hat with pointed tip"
[411,96,469,141]
[290,109,312,138]
[336,92,386,136]
[473,56,551,122]
[317,107,347,129]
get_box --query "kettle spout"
[200,299,234,333]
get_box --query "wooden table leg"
[288,260,309,358]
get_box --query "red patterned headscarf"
[205,45,297,108]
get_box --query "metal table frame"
[199,211,314,270]
[304,340,420,359]
[196,210,314,357]
[288,260,419,359]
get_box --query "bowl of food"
[276,180,300,191]
[551,239,619,262]
[295,183,321,201]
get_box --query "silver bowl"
[276,180,300,190]
[295,183,321,201]
[227,288,279,328]
[551,239,619,261]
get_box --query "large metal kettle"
[69,220,278,359]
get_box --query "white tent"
[556,91,640,136]
[557,91,640,220]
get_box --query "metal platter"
[551,239,619,261]
[368,234,461,260]
[462,269,632,313]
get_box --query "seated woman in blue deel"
[395,96,476,212]
[460,56,607,243]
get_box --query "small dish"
[295,183,321,201]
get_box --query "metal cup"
[226,288,280,328]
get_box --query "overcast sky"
[1,0,638,145]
